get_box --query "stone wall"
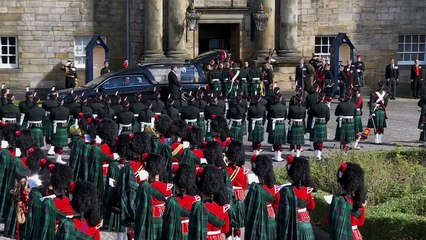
[297,0,426,91]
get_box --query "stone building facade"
[0,0,425,95]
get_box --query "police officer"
[18,87,35,126]
[334,92,356,152]
[27,96,46,148]
[43,87,59,155]
[50,97,70,163]
[248,93,266,155]
[0,93,20,124]
[308,93,330,160]
[267,88,287,161]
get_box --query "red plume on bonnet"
[69,182,75,194]
[28,147,35,154]
[211,114,217,120]
[15,130,21,136]
[142,153,149,161]
[187,125,193,130]
[339,162,348,172]
[87,117,93,124]
[154,114,159,120]
[287,155,294,165]
[251,154,257,163]
[40,158,47,167]
[48,164,55,172]
[129,133,134,140]
[78,112,84,118]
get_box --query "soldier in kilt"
[287,95,306,157]
[267,88,287,162]
[246,155,280,240]
[15,129,37,157]
[18,87,35,127]
[209,116,232,152]
[367,80,389,144]
[277,156,316,240]
[329,162,366,240]
[305,85,319,136]
[239,60,250,97]
[249,61,263,97]
[225,140,248,240]
[308,93,330,160]
[116,100,134,135]
[334,93,356,152]
[136,100,155,132]
[226,95,246,142]
[248,93,266,155]
[50,97,70,164]
[204,95,225,140]
[188,166,230,240]
[222,62,231,97]
[194,88,207,139]
[163,164,200,240]
[209,62,224,95]
[181,95,201,127]
[351,87,364,149]
[162,98,180,120]
[27,96,45,148]
[228,62,240,99]
[42,87,59,155]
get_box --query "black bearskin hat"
[70,180,102,226]
[15,129,36,154]
[198,166,229,206]
[170,119,188,140]
[173,164,198,196]
[4,123,21,147]
[116,134,134,160]
[337,162,367,210]
[252,154,276,188]
[96,119,117,146]
[203,141,226,168]
[226,139,245,167]
[154,114,172,137]
[145,153,166,182]
[287,156,314,188]
[26,147,47,175]
[50,163,73,193]
[131,131,152,158]
[211,115,231,141]
[185,126,203,149]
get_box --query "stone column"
[277,0,300,63]
[255,0,275,58]
[167,0,188,59]
[143,0,164,59]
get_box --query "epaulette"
[307,187,314,194]
[223,204,230,213]
[194,195,201,202]
[243,168,249,175]
[274,185,280,194]
[166,183,174,191]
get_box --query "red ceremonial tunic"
[205,201,230,240]
[293,186,315,222]
[100,143,114,176]
[226,166,248,200]
[73,218,100,240]
[176,195,200,234]
[213,137,232,149]
[130,161,145,184]
[348,197,366,240]
[150,181,173,218]
[20,156,28,168]
[171,143,185,162]
[54,197,74,216]
[263,185,280,218]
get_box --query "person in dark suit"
[410,59,424,99]
[168,65,181,100]
[295,58,311,90]
[385,58,399,100]
[343,59,358,90]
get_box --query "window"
[74,36,107,68]
[0,36,18,68]
[147,64,201,84]
[314,36,336,61]
[101,75,150,90]
[397,35,426,65]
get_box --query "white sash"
[251,118,263,131]
[53,120,67,134]
[271,117,285,130]
[118,123,132,135]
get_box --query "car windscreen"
[148,65,203,84]
[83,73,113,88]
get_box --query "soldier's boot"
[378,134,383,144]
[55,154,66,164]
[374,134,379,144]
[273,151,283,162]
[326,101,331,108]
[317,150,322,160]
[15,148,22,157]
[291,149,296,156]
[296,149,301,157]
[314,150,318,158]
[47,145,55,155]
[1,140,8,149]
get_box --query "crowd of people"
[0,70,371,240]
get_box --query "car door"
[98,74,155,101]
[177,64,207,94]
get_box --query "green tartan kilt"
[132,122,141,133]
[335,123,355,142]
[248,123,264,142]
[268,216,277,240]
[354,115,363,133]
[230,124,244,142]
[153,216,163,240]
[287,125,305,145]
[211,82,222,95]
[309,123,327,142]
[367,109,387,129]
[298,222,315,240]
[30,127,44,147]
[268,124,287,145]
[228,84,238,99]
[230,199,245,229]
[51,127,69,147]
[242,121,247,136]
[197,119,206,138]
[241,81,248,97]
[43,121,52,140]
[250,82,260,97]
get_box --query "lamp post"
[186,2,201,57]
[253,3,268,32]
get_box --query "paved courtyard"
[0,94,422,240]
